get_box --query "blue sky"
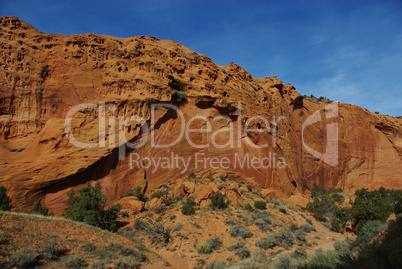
[1,0,401,116]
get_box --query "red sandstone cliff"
[0,16,401,214]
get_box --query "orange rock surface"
[0,16,401,214]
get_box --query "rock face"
[0,16,401,214]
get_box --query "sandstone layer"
[0,16,401,214]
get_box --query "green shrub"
[63,182,120,231]
[299,249,339,269]
[229,224,253,239]
[351,187,393,235]
[255,236,278,251]
[235,247,251,260]
[150,190,167,199]
[273,253,299,269]
[65,255,85,268]
[173,90,187,102]
[311,183,327,198]
[30,199,50,216]
[42,237,60,260]
[9,248,37,269]
[300,223,316,233]
[227,241,245,251]
[354,220,386,250]
[197,237,222,254]
[293,230,307,243]
[0,186,11,211]
[350,216,402,268]
[254,200,266,210]
[292,246,307,259]
[277,228,295,248]
[211,192,228,210]
[254,218,272,232]
[17,147,25,152]
[182,197,196,215]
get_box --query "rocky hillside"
[0,16,401,214]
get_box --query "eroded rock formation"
[0,16,401,214]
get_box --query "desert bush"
[154,205,165,214]
[354,220,386,250]
[229,224,253,239]
[289,223,299,231]
[197,237,221,254]
[273,253,298,269]
[9,248,37,269]
[211,191,228,210]
[0,186,11,211]
[88,261,105,269]
[293,230,307,243]
[254,218,272,232]
[173,221,183,232]
[235,247,251,260]
[121,246,135,256]
[65,255,86,269]
[192,221,201,229]
[299,249,339,269]
[168,214,176,220]
[173,90,187,102]
[254,200,266,210]
[42,237,61,260]
[63,182,120,231]
[30,199,50,216]
[255,236,278,251]
[292,246,307,259]
[348,216,402,269]
[150,190,167,199]
[277,228,295,248]
[133,219,149,231]
[227,241,245,251]
[278,205,288,214]
[224,218,236,226]
[81,241,96,252]
[182,197,196,215]
[145,219,172,244]
[300,223,316,233]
